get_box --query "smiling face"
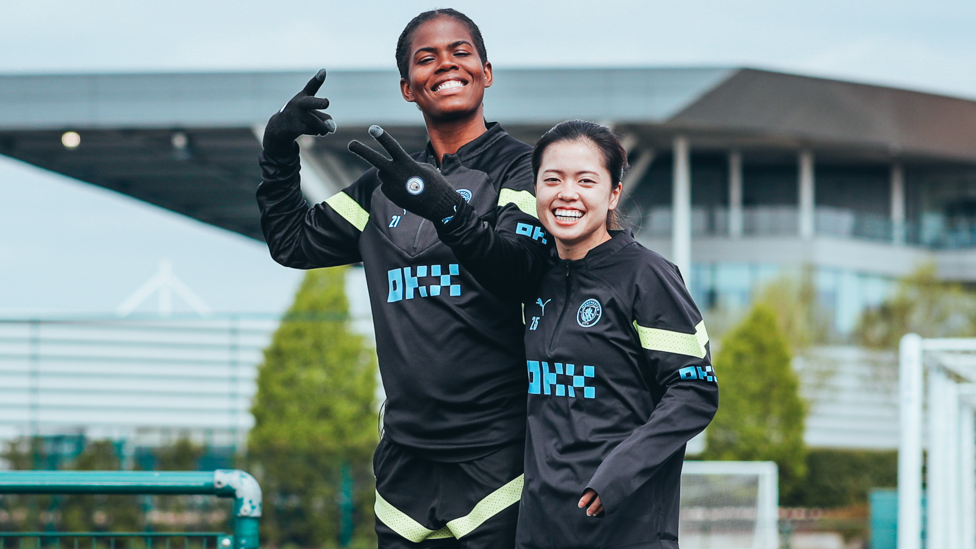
[536,139,622,261]
[400,15,493,123]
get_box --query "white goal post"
[680,460,779,549]
[899,334,976,549]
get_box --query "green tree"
[0,437,52,531]
[0,438,141,533]
[856,263,976,349]
[154,437,206,471]
[247,266,378,549]
[753,268,830,351]
[0,437,45,470]
[703,304,809,499]
[702,267,829,350]
[146,438,226,534]
[61,440,142,532]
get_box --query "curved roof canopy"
[1,67,974,240]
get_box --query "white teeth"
[555,209,583,219]
[434,80,464,92]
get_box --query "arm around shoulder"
[436,154,552,301]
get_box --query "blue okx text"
[527,361,595,399]
[388,264,462,302]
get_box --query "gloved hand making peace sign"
[348,126,464,225]
[262,69,336,157]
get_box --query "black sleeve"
[436,154,552,301]
[256,149,376,269]
[585,260,719,514]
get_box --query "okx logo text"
[527,361,595,399]
[388,264,462,302]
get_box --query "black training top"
[517,231,718,548]
[256,123,550,460]
[439,219,719,547]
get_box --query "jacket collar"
[556,230,636,270]
[422,122,507,167]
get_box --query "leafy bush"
[784,449,897,508]
[247,266,379,548]
[856,263,976,349]
[703,303,809,499]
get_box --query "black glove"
[262,69,336,157]
[348,126,463,225]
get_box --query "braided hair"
[395,9,488,80]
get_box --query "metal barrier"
[0,470,261,549]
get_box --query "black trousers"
[373,437,524,549]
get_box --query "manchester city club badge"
[406,176,425,195]
[577,299,602,327]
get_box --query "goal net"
[680,461,779,549]
[899,334,976,549]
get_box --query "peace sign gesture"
[262,69,336,157]
[348,126,463,225]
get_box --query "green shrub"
[783,449,897,508]
[703,303,808,499]
[247,266,379,548]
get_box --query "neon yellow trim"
[633,320,709,359]
[374,474,523,542]
[374,490,453,542]
[498,189,538,219]
[447,474,523,539]
[325,192,369,232]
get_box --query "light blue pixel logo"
[527,361,595,399]
[388,264,461,302]
[516,222,548,245]
[678,365,716,382]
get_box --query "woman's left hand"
[578,489,604,516]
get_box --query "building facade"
[2,67,974,450]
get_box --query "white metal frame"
[899,334,976,549]
[682,460,779,549]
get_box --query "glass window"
[690,263,715,310]
[835,270,863,334]
[753,263,781,289]
[908,167,976,249]
[715,263,751,310]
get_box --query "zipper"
[547,263,573,355]
[412,220,426,254]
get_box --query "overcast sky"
[2,0,974,316]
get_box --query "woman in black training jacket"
[257,9,550,549]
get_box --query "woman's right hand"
[348,125,463,225]
[262,69,336,157]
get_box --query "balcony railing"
[639,206,976,248]
[921,213,976,249]
[815,207,892,242]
